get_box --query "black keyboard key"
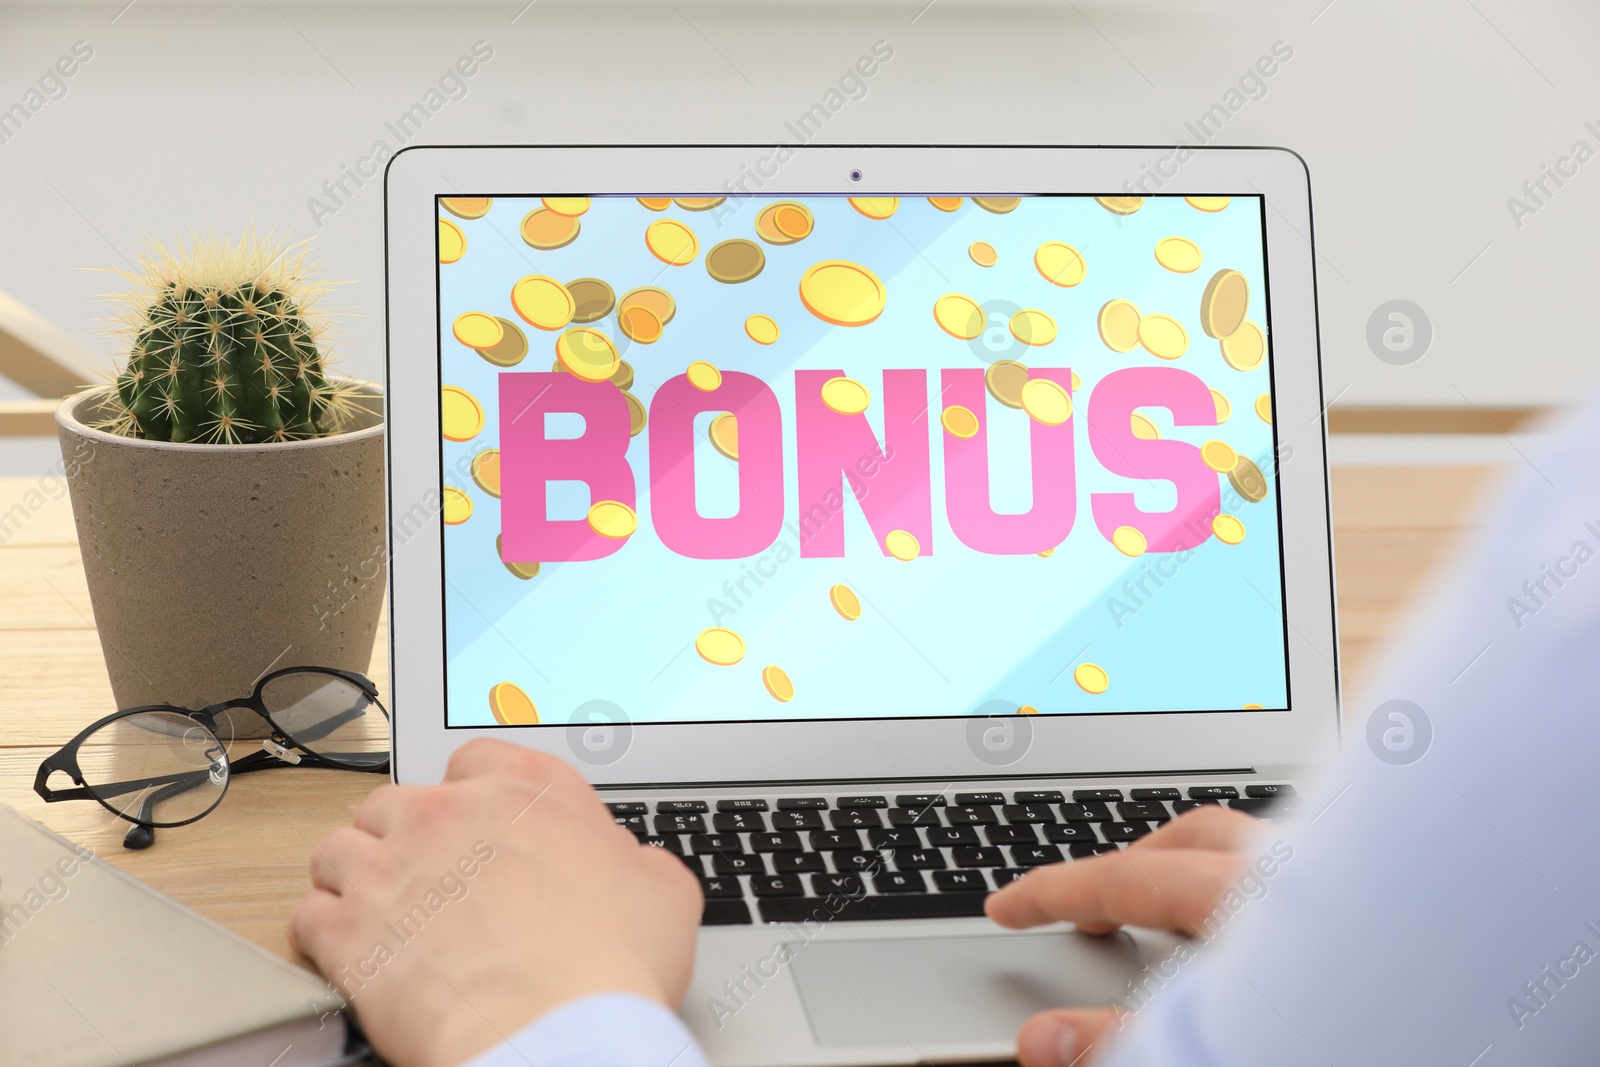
[869,828,920,849]
[933,869,989,893]
[607,802,648,815]
[888,807,943,827]
[1172,800,1217,814]
[717,798,769,812]
[810,830,863,851]
[713,811,766,833]
[1068,843,1118,858]
[1117,802,1168,820]
[654,814,705,834]
[837,795,888,809]
[689,833,743,855]
[713,853,764,876]
[657,800,709,814]
[1101,822,1151,842]
[811,873,864,897]
[830,809,883,830]
[1072,789,1124,803]
[639,835,684,854]
[1245,784,1296,799]
[953,846,1005,868]
[1012,844,1065,867]
[751,875,804,898]
[1042,823,1098,844]
[1130,788,1181,802]
[760,893,986,923]
[613,814,648,834]
[750,832,802,852]
[777,797,829,810]
[895,794,948,808]
[946,805,1000,825]
[771,810,825,831]
[873,871,928,894]
[700,875,744,899]
[1060,802,1112,822]
[833,851,885,873]
[892,848,947,870]
[926,826,981,847]
[703,899,752,925]
[986,825,1039,845]
[954,791,1006,805]
[773,851,826,874]
[1001,804,1056,824]
[1188,786,1239,800]
[991,868,1030,888]
[1229,797,1298,817]
[1013,790,1065,804]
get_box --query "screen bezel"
[386,145,1340,786]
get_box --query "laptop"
[383,145,1338,1065]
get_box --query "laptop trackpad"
[789,931,1152,1047]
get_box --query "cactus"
[96,232,366,444]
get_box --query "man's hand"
[288,739,703,1067]
[984,806,1264,1067]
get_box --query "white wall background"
[2,0,1596,425]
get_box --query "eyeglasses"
[35,666,389,850]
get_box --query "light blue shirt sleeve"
[460,993,710,1067]
[1102,392,1600,1065]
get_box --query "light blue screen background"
[437,194,1288,727]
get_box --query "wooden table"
[0,466,1494,965]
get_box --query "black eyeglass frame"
[34,666,390,835]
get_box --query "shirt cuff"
[459,993,709,1067]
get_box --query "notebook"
[0,802,365,1067]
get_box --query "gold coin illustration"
[1186,196,1230,212]
[973,197,1021,214]
[1095,196,1143,215]
[1242,703,1264,710]
[610,359,635,391]
[705,239,766,283]
[510,275,576,332]
[932,293,984,340]
[673,197,726,211]
[442,485,473,524]
[440,197,491,220]
[1200,270,1250,339]
[1034,241,1086,287]
[1228,455,1269,503]
[1211,389,1232,424]
[696,627,745,666]
[567,277,616,324]
[1138,314,1189,360]
[542,196,590,216]
[1019,378,1072,426]
[1097,299,1142,353]
[452,311,503,350]
[637,197,671,211]
[969,241,998,267]
[645,218,698,266]
[708,412,738,459]
[1009,308,1057,347]
[799,261,886,327]
[618,286,676,326]
[985,359,1029,409]
[587,499,638,540]
[478,317,528,367]
[1037,548,1055,558]
[1212,514,1246,545]
[829,583,862,621]
[941,404,980,439]
[521,208,580,250]
[762,665,795,702]
[439,219,466,264]
[756,201,814,244]
[1255,393,1273,424]
[441,385,484,441]
[687,360,722,392]
[488,681,538,725]
[849,197,899,220]
[470,448,501,498]
[927,197,963,212]
[1154,236,1203,274]
[820,376,870,415]
[884,529,921,561]
[555,328,620,382]
[495,534,540,580]
[1130,412,1160,440]
[618,304,663,344]
[1220,320,1265,371]
[1201,439,1239,473]
[1112,526,1147,557]
[1072,370,1081,392]
[1074,663,1109,695]
[624,391,647,437]
[745,314,780,345]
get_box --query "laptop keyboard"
[608,784,1300,925]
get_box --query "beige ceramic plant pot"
[55,384,387,739]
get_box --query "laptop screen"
[433,194,1288,729]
